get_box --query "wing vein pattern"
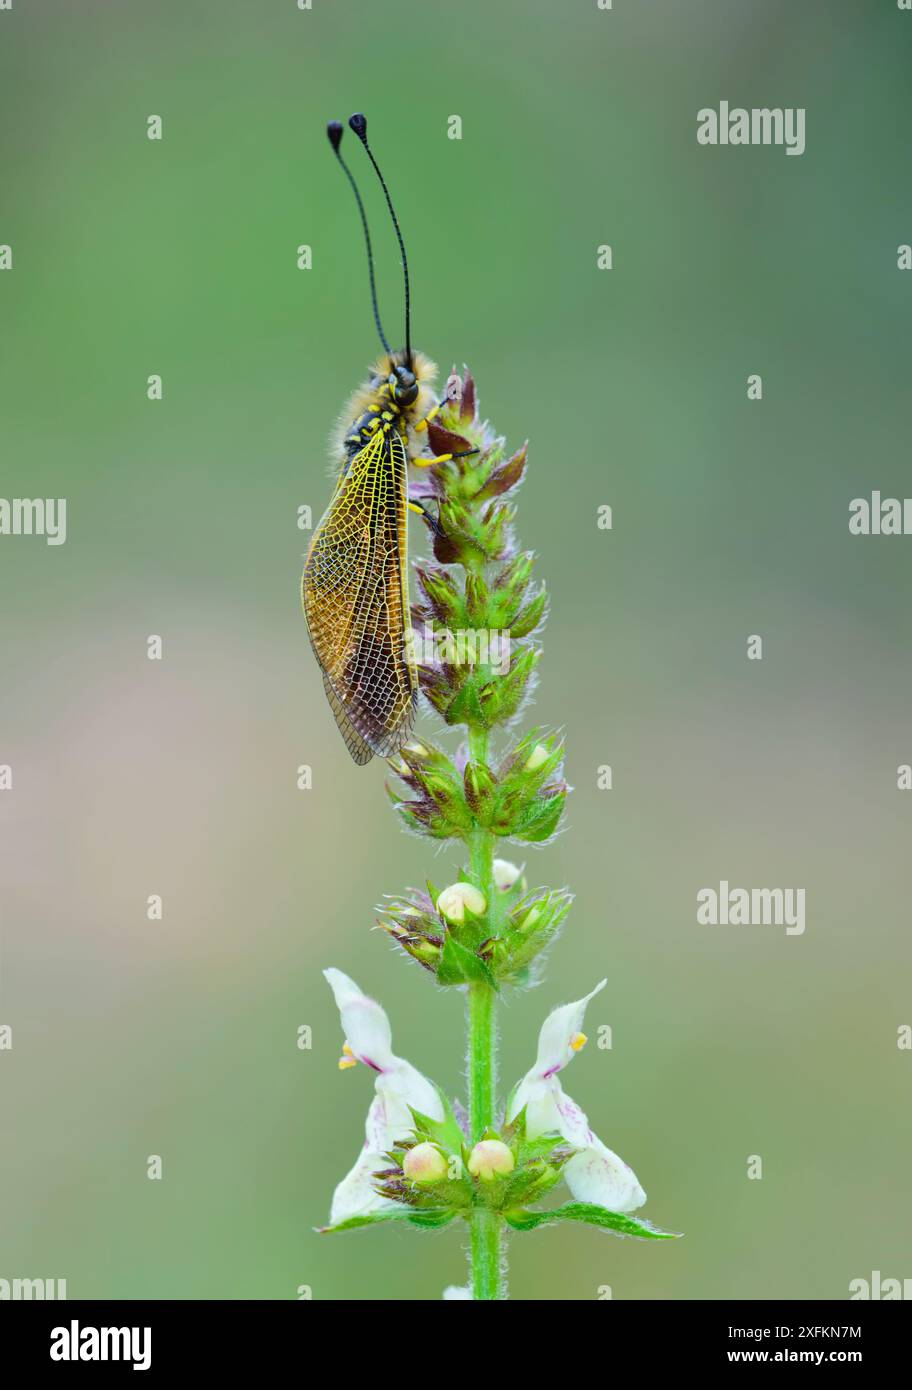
[302,427,417,764]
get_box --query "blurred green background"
[1,0,910,1300]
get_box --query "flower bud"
[489,551,534,627]
[477,935,508,969]
[377,921,442,974]
[413,567,464,627]
[509,586,548,639]
[421,769,472,828]
[476,443,527,502]
[434,498,486,568]
[485,646,539,726]
[399,738,450,771]
[456,367,475,421]
[467,1140,515,1182]
[525,743,550,772]
[464,571,490,627]
[463,759,496,820]
[480,501,513,561]
[489,785,526,836]
[402,1142,448,1185]
[498,888,574,981]
[437,881,486,925]
[493,859,524,893]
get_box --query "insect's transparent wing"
[302,429,417,763]
[320,672,375,766]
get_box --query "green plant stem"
[469,1206,502,1301]
[466,723,504,1298]
[467,977,495,1141]
[467,982,503,1299]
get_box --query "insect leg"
[412,446,480,468]
[413,400,443,433]
[407,496,445,540]
[413,379,463,431]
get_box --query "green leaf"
[503,1202,681,1239]
[320,1206,457,1234]
[503,1107,571,1168]
[409,1089,467,1154]
[437,934,499,989]
[513,792,565,843]
[502,1160,564,1208]
[425,878,442,910]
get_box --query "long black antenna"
[326,120,391,355]
[348,113,412,369]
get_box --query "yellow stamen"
[570,1031,587,1052]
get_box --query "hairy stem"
[467,977,495,1141]
[469,1205,503,1302]
[466,723,505,1298]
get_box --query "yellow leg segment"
[414,403,441,433]
[413,451,454,468]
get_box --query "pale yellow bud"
[467,1139,515,1182]
[437,881,487,925]
[493,859,525,893]
[525,743,550,772]
[402,1142,448,1185]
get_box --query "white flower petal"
[362,1092,390,1153]
[324,968,443,1123]
[564,1137,646,1213]
[323,968,396,1071]
[329,1147,393,1226]
[504,979,647,1217]
[506,979,606,1133]
[376,1066,443,1137]
[324,969,446,1227]
[533,979,606,1077]
[443,1285,472,1300]
[510,1078,562,1137]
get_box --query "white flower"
[506,980,646,1214]
[443,1285,472,1300]
[323,968,444,1226]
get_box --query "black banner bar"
[0,1299,903,1374]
